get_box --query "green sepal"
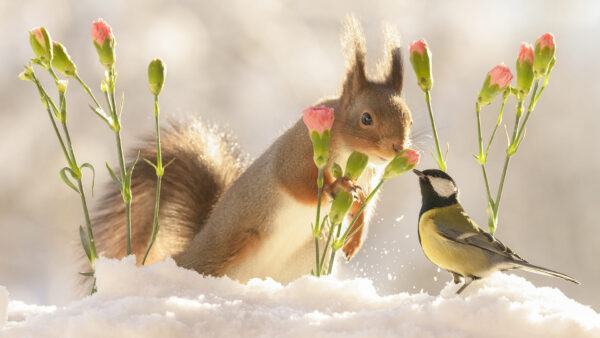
[409,49,433,92]
[93,36,116,70]
[29,27,53,65]
[148,58,166,96]
[344,151,368,182]
[534,41,556,80]
[52,42,77,77]
[477,74,503,107]
[515,58,534,101]
[308,129,331,168]
[331,162,343,179]
[383,149,418,180]
[329,190,353,226]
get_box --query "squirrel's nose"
[392,143,403,153]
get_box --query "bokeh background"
[1,0,599,310]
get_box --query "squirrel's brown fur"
[87,15,412,287]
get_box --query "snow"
[1,256,599,337]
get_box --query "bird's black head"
[413,169,459,216]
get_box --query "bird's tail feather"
[513,261,580,284]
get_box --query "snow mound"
[1,256,599,337]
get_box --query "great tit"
[414,168,579,294]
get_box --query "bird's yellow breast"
[418,205,491,277]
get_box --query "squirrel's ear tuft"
[340,14,367,108]
[382,23,403,93]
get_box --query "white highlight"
[429,176,457,198]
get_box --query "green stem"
[476,102,484,159]
[341,179,384,244]
[491,101,523,233]
[318,220,333,275]
[313,167,324,276]
[514,81,540,148]
[142,96,165,265]
[75,74,102,108]
[424,90,446,171]
[480,164,493,206]
[484,97,507,158]
[61,123,97,260]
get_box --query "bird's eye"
[361,112,373,126]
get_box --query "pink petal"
[401,149,420,165]
[302,106,335,134]
[536,32,555,50]
[518,42,534,65]
[31,28,45,45]
[488,63,513,88]
[409,39,428,56]
[91,19,113,45]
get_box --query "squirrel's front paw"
[324,176,355,201]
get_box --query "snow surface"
[1,256,599,337]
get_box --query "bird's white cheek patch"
[429,177,457,198]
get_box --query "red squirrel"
[90,16,412,284]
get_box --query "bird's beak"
[412,169,424,177]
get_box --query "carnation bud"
[478,64,513,106]
[383,149,420,181]
[29,27,53,64]
[57,79,68,94]
[91,19,116,69]
[51,42,77,77]
[148,58,166,96]
[329,190,353,226]
[18,64,35,82]
[303,106,335,168]
[409,39,433,92]
[331,162,343,179]
[344,151,368,182]
[533,33,556,80]
[515,43,534,100]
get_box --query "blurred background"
[1,0,599,310]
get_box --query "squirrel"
[89,16,412,285]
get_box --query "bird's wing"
[432,212,526,262]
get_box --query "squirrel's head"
[332,16,412,166]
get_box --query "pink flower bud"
[302,106,334,134]
[409,39,427,56]
[517,43,534,65]
[401,149,420,166]
[91,19,113,45]
[536,33,555,51]
[534,32,556,79]
[91,19,116,69]
[32,28,45,46]
[409,39,433,91]
[488,64,513,88]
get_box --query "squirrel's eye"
[361,112,373,126]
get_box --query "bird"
[413,168,579,294]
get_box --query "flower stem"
[75,74,102,108]
[142,95,165,265]
[313,167,324,276]
[317,219,333,275]
[341,179,384,243]
[62,121,98,261]
[424,90,446,171]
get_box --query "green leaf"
[79,271,95,277]
[81,162,96,197]
[59,167,79,193]
[127,150,141,179]
[118,92,124,118]
[79,225,92,263]
[163,158,176,169]
[143,158,158,170]
[105,162,122,190]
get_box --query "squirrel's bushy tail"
[86,120,246,271]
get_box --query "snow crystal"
[1,256,599,337]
